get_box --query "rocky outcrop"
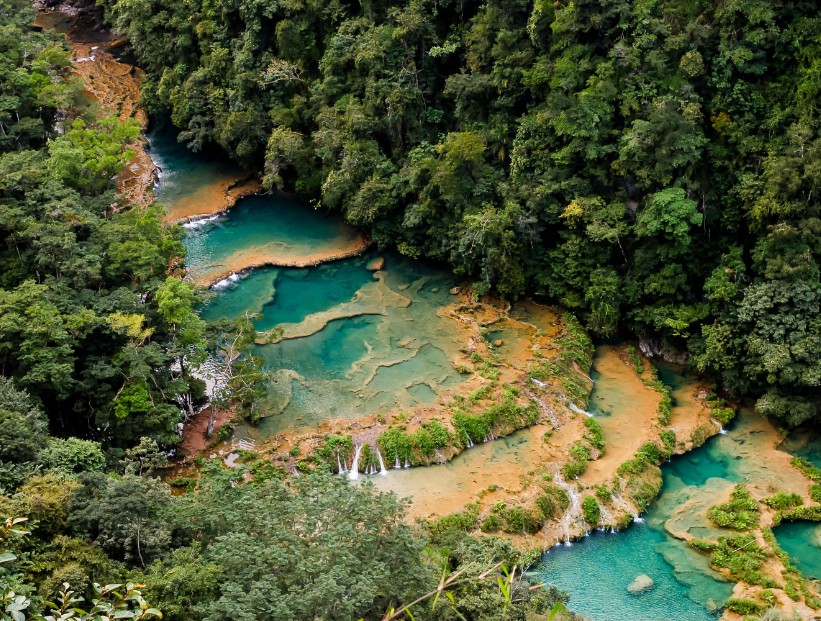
[627,574,654,595]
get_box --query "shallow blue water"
[535,361,734,620]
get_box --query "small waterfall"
[531,377,547,388]
[464,432,474,448]
[523,388,561,428]
[597,501,613,528]
[394,455,401,469]
[711,418,728,435]
[376,448,388,476]
[567,401,594,417]
[348,445,364,480]
[291,467,300,477]
[336,451,345,474]
[554,473,582,545]
[613,494,643,523]
[404,457,410,468]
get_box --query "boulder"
[492,339,503,347]
[366,256,385,271]
[449,287,460,295]
[627,574,654,595]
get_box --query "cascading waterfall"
[394,455,401,469]
[597,501,614,531]
[710,418,728,435]
[403,457,411,468]
[554,472,582,545]
[567,401,594,417]
[613,493,644,523]
[336,450,345,474]
[531,377,546,388]
[376,448,388,476]
[348,445,364,480]
[524,388,561,428]
[464,432,474,448]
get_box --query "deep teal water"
[147,124,240,208]
[182,195,359,281]
[774,521,821,580]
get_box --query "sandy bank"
[192,236,372,287]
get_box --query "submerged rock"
[626,574,654,595]
[492,339,503,347]
[366,256,385,271]
[449,286,460,295]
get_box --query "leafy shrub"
[536,486,570,520]
[659,429,676,454]
[595,484,610,504]
[725,598,765,615]
[378,428,412,464]
[707,486,760,530]
[762,492,802,511]
[500,506,541,535]
[708,534,776,587]
[38,438,106,475]
[791,456,820,482]
[626,345,644,375]
[563,442,591,479]
[480,513,501,532]
[427,506,479,542]
[582,496,600,526]
[582,418,604,452]
[409,421,451,457]
[167,477,196,492]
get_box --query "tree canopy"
[97,0,820,425]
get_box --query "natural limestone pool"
[151,126,820,620]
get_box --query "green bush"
[659,429,676,455]
[762,492,803,511]
[582,496,600,526]
[563,442,592,479]
[427,506,480,541]
[725,598,765,615]
[452,410,491,444]
[38,437,106,475]
[536,486,570,520]
[582,418,605,452]
[480,513,501,532]
[378,428,412,464]
[409,421,451,457]
[168,477,196,492]
[595,484,610,504]
[811,484,821,503]
[707,486,760,530]
[500,506,541,535]
[791,456,821,482]
[626,345,644,375]
[775,505,821,523]
[708,534,776,587]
